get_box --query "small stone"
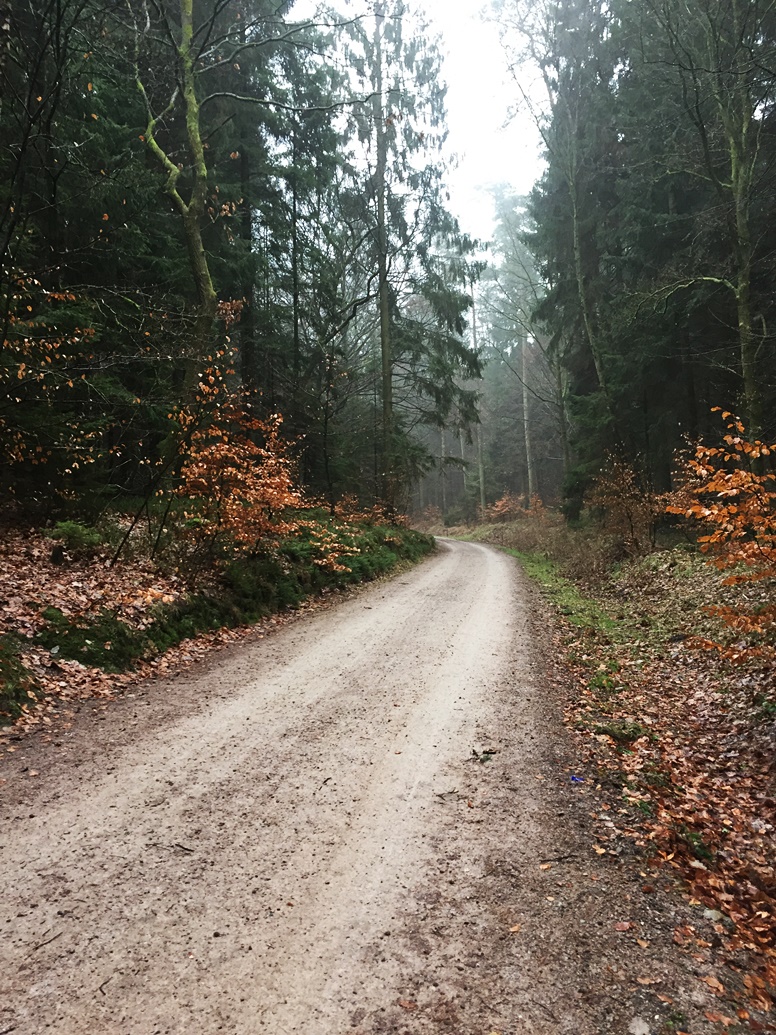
[628,1019,650,1035]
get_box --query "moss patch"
[33,524,435,679]
[0,635,39,722]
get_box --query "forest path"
[0,540,646,1034]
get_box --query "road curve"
[2,539,542,1033]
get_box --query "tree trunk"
[291,122,301,417]
[470,281,486,513]
[521,339,537,500]
[373,5,393,508]
[137,0,218,395]
[178,0,216,389]
[440,426,447,521]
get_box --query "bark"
[521,339,537,500]
[373,5,393,508]
[470,282,486,512]
[136,0,218,394]
[476,425,486,515]
[440,425,447,520]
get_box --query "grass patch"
[501,549,623,638]
[37,607,148,672]
[591,719,650,744]
[0,635,39,723]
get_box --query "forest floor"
[1,537,773,1034]
[447,520,776,1034]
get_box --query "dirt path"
[0,541,719,1034]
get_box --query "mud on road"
[0,540,721,1034]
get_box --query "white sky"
[292,0,545,243]
[416,0,545,242]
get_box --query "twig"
[531,998,558,1022]
[28,930,62,954]
[98,975,112,995]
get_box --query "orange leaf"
[704,1012,736,1025]
[699,975,725,995]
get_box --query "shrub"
[586,456,662,558]
[47,520,104,556]
[666,411,776,659]
[0,635,38,723]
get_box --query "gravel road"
[0,540,670,1034]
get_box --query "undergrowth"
[0,635,39,720]
[460,510,776,1011]
[1,522,433,723]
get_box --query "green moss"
[680,827,714,863]
[32,524,435,680]
[591,719,650,744]
[501,549,624,638]
[46,520,104,555]
[0,635,39,724]
[37,606,147,672]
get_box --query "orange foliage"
[666,411,776,657]
[484,491,526,522]
[177,403,302,551]
[333,494,406,527]
[482,492,545,523]
[175,395,357,572]
[0,274,98,476]
[587,455,661,557]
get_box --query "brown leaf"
[398,999,418,1011]
[704,1012,736,1025]
[614,921,632,931]
[509,924,522,933]
[699,975,725,995]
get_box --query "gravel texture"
[0,540,730,1034]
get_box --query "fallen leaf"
[656,994,674,1005]
[593,845,607,855]
[636,938,649,948]
[614,921,632,931]
[540,862,552,871]
[699,975,725,995]
[398,999,418,1011]
[509,924,522,933]
[704,1011,736,1025]
[636,977,660,986]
